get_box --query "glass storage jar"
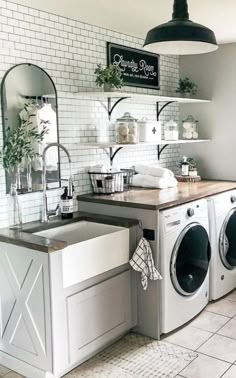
[116,112,139,144]
[164,120,179,141]
[182,115,199,139]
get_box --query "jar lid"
[183,115,195,123]
[165,119,178,126]
[116,112,137,122]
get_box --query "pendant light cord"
[172,0,189,20]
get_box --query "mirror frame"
[1,62,61,194]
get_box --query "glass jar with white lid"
[116,112,139,144]
[164,120,179,141]
[182,115,199,139]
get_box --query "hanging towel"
[130,237,162,290]
[132,174,178,189]
[135,164,174,179]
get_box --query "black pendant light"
[144,0,218,55]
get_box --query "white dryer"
[208,190,236,300]
[159,199,211,334]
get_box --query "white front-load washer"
[159,199,211,334]
[208,190,236,300]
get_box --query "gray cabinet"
[67,270,132,364]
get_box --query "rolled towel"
[89,165,109,173]
[132,174,168,189]
[167,176,178,188]
[132,174,178,189]
[135,164,174,179]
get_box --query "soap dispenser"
[60,186,73,219]
[181,156,189,176]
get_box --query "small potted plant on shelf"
[176,77,198,97]
[94,63,124,91]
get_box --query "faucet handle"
[48,203,60,218]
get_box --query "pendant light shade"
[144,0,218,55]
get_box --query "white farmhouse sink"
[35,221,130,287]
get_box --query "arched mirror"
[1,63,60,194]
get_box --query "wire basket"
[89,169,135,194]
[89,172,124,194]
[121,169,135,191]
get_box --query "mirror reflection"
[1,63,60,194]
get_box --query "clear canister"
[182,115,199,139]
[116,112,139,144]
[164,120,179,141]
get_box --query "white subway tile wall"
[0,0,180,227]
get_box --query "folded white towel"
[135,164,174,179]
[130,237,162,290]
[89,165,109,173]
[89,165,122,173]
[167,176,178,188]
[132,174,178,189]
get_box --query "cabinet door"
[0,243,52,372]
[67,270,132,363]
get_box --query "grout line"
[219,365,235,378]
[197,351,233,365]
[205,309,236,319]
[163,339,197,352]
[216,316,235,334]
[176,354,199,376]
[195,332,215,350]
[190,322,229,333]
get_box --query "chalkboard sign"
[107,42,160,90]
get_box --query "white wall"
[180,43,236,180]
[0,0,180,228]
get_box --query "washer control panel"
[161,199,208,229]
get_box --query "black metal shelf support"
[156,100,177,159]
[104,146,124,166]
[101,97,130,120]
[156,101,175,121]
[157,144,169,160]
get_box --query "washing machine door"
[170,222,211,296]
[219,208,236,270]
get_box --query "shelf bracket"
[104,146,123,166]
[100,97,130,120]
[156,101,176,121]
[157,144,169,160]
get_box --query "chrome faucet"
[41,142,73,223]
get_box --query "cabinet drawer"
[66,270,132,363]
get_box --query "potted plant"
[178,157,198,176]
[94,63,124,91]
[0,108,48,229]
[176,77,198,97]
[187,157,198,177]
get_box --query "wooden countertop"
[78,180,236,210]
[0,212,139,253]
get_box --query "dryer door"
[170,223,211,296]
[219,208,236,270]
